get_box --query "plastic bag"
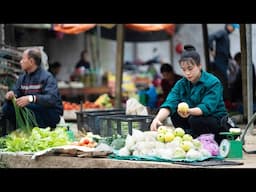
[126,98,148,115]
[197,134,219,156]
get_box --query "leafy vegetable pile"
[2,127,70,152]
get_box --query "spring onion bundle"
[12,98,38,134]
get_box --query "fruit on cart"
[174,127,185,137]
[157,127,175,143]
[157,126,168,134]
[182,134,193,141]
[164,132,175,142]
[180,141,193,152]
[156,133,165,143]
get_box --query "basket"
[76,108,125,133]
[98,115,154,137]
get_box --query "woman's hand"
[150,118,163,131]
[177,109,190,118]
[178,107,202,118]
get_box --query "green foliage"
[12,98,38,134]
[0,137,6,149]
[111,137,126,150]
[3,127,70,152]
[98,134,126,150]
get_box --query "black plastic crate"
[76,109,125,133]
[98,115,154,137]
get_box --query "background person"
[158,63,182,106]
[208,24,239,100]
[208,24,239,79]
[70,49,91,81]
[150,45,228,144]
[75,49,91,70]
[2,48,63,130]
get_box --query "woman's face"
[179,59,202,83]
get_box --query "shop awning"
[53,24,96,34]
[52,24,176,36]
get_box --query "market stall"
[0,124,247,169]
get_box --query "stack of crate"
[98,115,154,137]
[76,109,125,133]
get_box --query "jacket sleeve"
[12,74,24,97]
[36,75,61,107]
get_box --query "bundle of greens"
[4,127,70,152]
[12,98,38,134]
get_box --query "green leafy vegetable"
[12,98,38,134]
[4,127,70,152]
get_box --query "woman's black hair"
[184,45,196,51]
[179,44,200,65]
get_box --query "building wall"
[47,33,86,81]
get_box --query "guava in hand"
[178,102,189,113]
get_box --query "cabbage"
[186,149,203,160]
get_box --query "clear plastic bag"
[126,98,148,115]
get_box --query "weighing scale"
[219,131,243,159]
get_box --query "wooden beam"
[240,24,248,121]
[114,24,125,108]
[202,24,211,71]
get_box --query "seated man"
[2,48,63,132]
